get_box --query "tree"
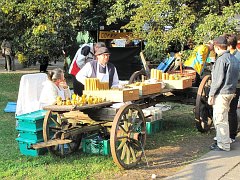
[0,0,89,65]
[1,0,240,64]
[106,0,240,62]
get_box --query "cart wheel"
[195,75,213,133]
[43,110,82,157]
[110,104,146,169]
[129,69,146,84]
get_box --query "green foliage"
[194,4,239,44]
[107,1,240,62]
[0,0,89,65]
[1,0,240,64]
[80,0,115,31]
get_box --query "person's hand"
[59,81,68,89]
[208,96,214,105]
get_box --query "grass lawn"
[0,73,212,179]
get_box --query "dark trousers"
[228,88,240,139]
[5,55,12,71]
[72,75,84,96]
[193,73,201,87]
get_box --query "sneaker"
[230,138,236,143]
[210,143,228,151]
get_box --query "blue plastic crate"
[4,102,17,113]
[146,120,163,135]
[16,137,47,156]
[82,134,110,156]
[157,57,176,72]
[16,110,47,131]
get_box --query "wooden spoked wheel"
[129,69,147,84]
[43,110,82,157]
[110,104,146,169]
[195,75,213,132]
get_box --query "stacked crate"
[82,134,110,156]
[142,107,163,135]
[15,110,48,156]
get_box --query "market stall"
[24,62,195,169]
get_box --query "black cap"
[213,36,227,45]
[95,47,110,56]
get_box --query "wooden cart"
[194,75,213,132]
[30,52,197,169]
[31,90,171,169]
[130,52,212,133]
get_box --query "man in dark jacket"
[226,34,240,143]
[208,36,239,151]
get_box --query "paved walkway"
[0,56,64,74]
[165,135,240,180]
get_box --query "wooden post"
[140,52,150,78]
[180,61,183,74]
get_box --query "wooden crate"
[83,88,139,102]
[147,83,162,95]
[130,83,162,95]
[168,69,196,82]
[163,78,192,89]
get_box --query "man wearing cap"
[76,47,119,88]
[208,35,239,151]
[69,42,106,95]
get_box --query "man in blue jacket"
[208,35,239,151]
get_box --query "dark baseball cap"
[95,47,110,56]
[213,36,227,45]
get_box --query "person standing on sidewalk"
[1,39,15,71]
[208,35,239,151]
[226,34,240,143]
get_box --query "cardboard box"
[83,88,139,102]
[142,107,162,122]
[163,78,192,89]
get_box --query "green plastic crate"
[146,119,163,135]
[82,134,110,156]
[16,127,44,141]
[16,137,47,156]
[16,110,47,131]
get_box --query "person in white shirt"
[69,42,106,95]
[76,47,119,88]
[39,68,71,107]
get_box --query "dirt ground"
[110,132,214,180]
